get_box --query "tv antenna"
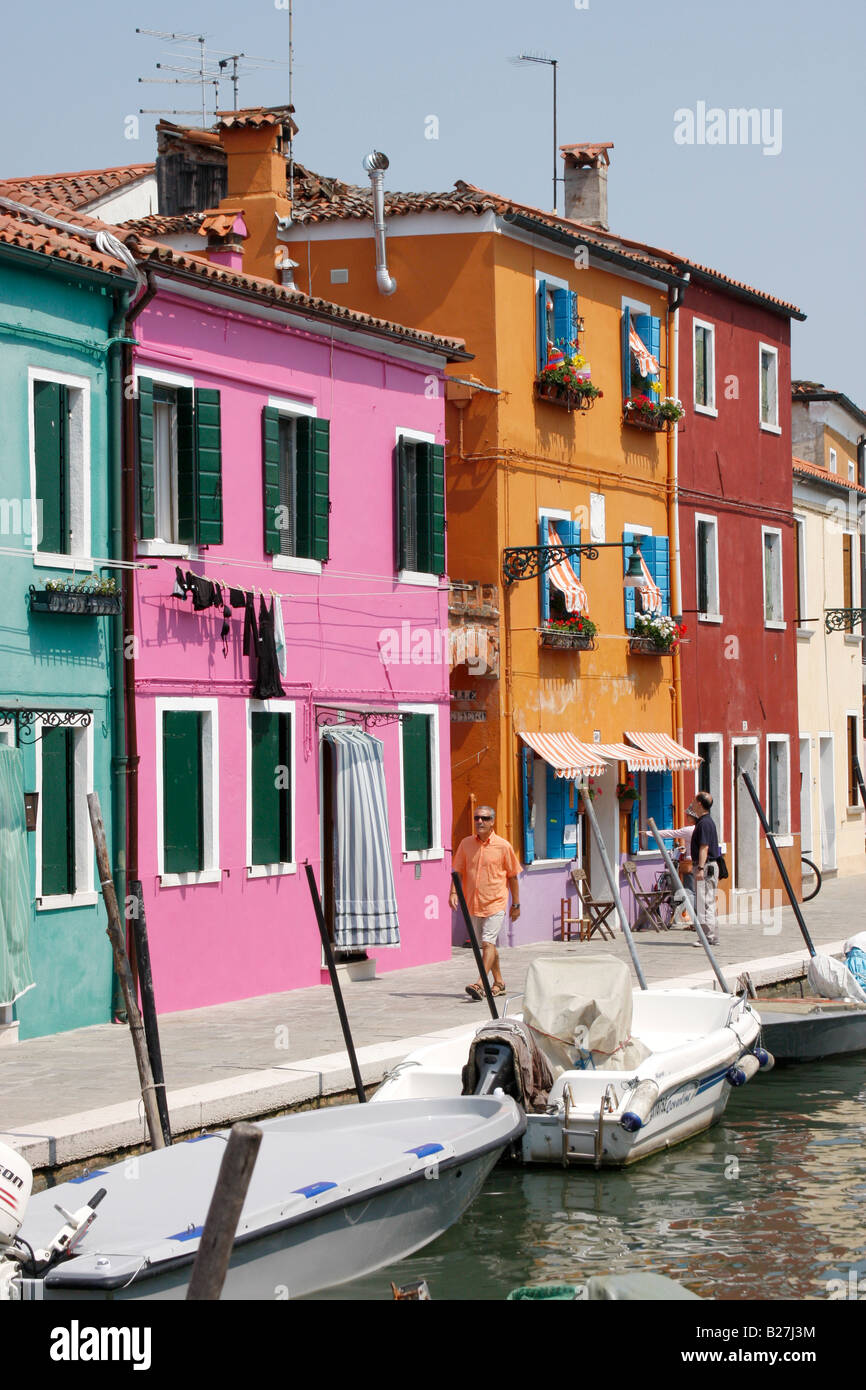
[136,29,288,125]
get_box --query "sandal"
[465,983,484,1000]
[491,984,506,997]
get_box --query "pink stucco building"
[128,242,468,1012]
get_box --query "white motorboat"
[374,956,766,1168]
[0,1096,524,1301]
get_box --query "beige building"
[792,382,866,878]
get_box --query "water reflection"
[311,1059,866,1301]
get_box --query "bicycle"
[800,855,822,903]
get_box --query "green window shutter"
[402,713,433,850]
[136,377,156,541]
[262,406,282,555]
[176,387,197,545]
[251,712,292,864]
[427,442,446,576]
[195,387,223,546]
[41,727,74,896]
[162,710,203,873]
[395,438,412,572]
[310,418,330,562]
[33,380,68,554]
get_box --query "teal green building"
[0,206,135,1040]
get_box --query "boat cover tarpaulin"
[0,746,35,1007]
[522,956,650,1075]
[323,726,400,948]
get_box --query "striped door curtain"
[0,747,35,1007]
[323,726,401,949]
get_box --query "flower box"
[623,406,668,432]
[628,635,670,655]
[535,380,598,413]
[541,627,595,650]
[29,587,122,616]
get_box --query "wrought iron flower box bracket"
[503,543,600,585]
[29,587,122,617]
[0,709,93,743]
[825,608,866,634]
[628,636,671,655]
[316,706,403,730]
[540,629,596,650]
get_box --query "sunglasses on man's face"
[474,815,493,822]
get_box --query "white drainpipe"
[363,151,397,296]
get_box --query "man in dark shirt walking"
[687,791,721,945]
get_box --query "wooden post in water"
[451,871,498,1019]
[304,862,367,1104]
[87,792,165,1150]
[740,771,816,958]
[853,753,866,814]
[130,880,171,1146]
[186,1122,263,1301]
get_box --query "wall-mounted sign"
[451,690,478,702]
[451,710,487,723]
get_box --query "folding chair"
[569,867,617,941]
[622,859,671,932]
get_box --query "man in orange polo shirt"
[449,805,521,1000]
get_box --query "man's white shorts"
[471,911,506,946]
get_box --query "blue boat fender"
[620,1079,660,1132]
[754,1046,775,1071]
[727,1053,762,1087]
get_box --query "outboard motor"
[471,1042,517,1097]
[0,1139,107,1300]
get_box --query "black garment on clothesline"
[243,592,259,658]
[254,594,285,699]
[229,587,246,610]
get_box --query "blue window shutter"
[634,313,661,400]
[645,772,674,832]
[623,530,636,631]
[558,517,581,575]
[552,288,572,358]
[629,801,639,857]
[545,762,565,860]
[644,536,671,615]
[521,746,535,865]
[621,307,632,401]
[536,280,548,374]
[539,515,551,623]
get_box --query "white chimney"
[560,143,613,230]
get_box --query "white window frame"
[155,697,220,886]
[695,512,721,620]
[765,734,792,843]
[829,447,837,473]
[694,733,725,849]
[848,459,856,483]
[397,702,443,861]
[34,714,97,909]
[395,426,441,587]
[730,736,761,895]
[692,319,717,416]
[134,366,197,559]
[845,710,863,814]
[762,525,785,628]
[246,699,297,878]
[793,511,808,632]
[759,343,781,433]
[28,367,92,571]
[538,505,574,624]
[266,394,322,575]
[842,528,859,610]
[0,725,15,747]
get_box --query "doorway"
[799,737,812,855]
[733,741,759,893]
[818,735,836,870]
[319,734,336,944]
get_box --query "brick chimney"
[215,106,297,280]
[560,143,613,230]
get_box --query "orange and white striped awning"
[625,731,702,771]
[520,732,607,779]
[636,549,663,615]
[629,325,660,378]
[547,522,589,615]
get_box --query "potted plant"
[541,612,598,650]
[616,775,640,807]
[629,612,687,654]
[29,575,122,616]
[624,391,685,430]
[536,348,603,412]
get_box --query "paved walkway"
[2,874,863,1168]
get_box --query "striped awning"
[629,324,660,378]
[625,731,702,771]
[547,522,589,615]
[636,549,663,615]
[520,732,607,778]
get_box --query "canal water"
[312,1057,866,1300]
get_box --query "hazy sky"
[3,0,864,404]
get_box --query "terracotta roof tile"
[0,202,135,279]
[0,164,154,213]
[792,455,866,496]
[791,380,866,427]
[216,105,297,134]
[122,211,206,236]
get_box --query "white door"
[818,736,836,870]
[733,742,760,892]
[799,737,812,854]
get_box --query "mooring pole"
[186,1122,263,1301]
[87,792,164,1149]
[304,862,367,1104]
[580,786,647,990]
[853,753,866,814]
[647,818,730,993]
[451,871,498,1019]
[740,771,816,958]
[130,880,171,1146]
